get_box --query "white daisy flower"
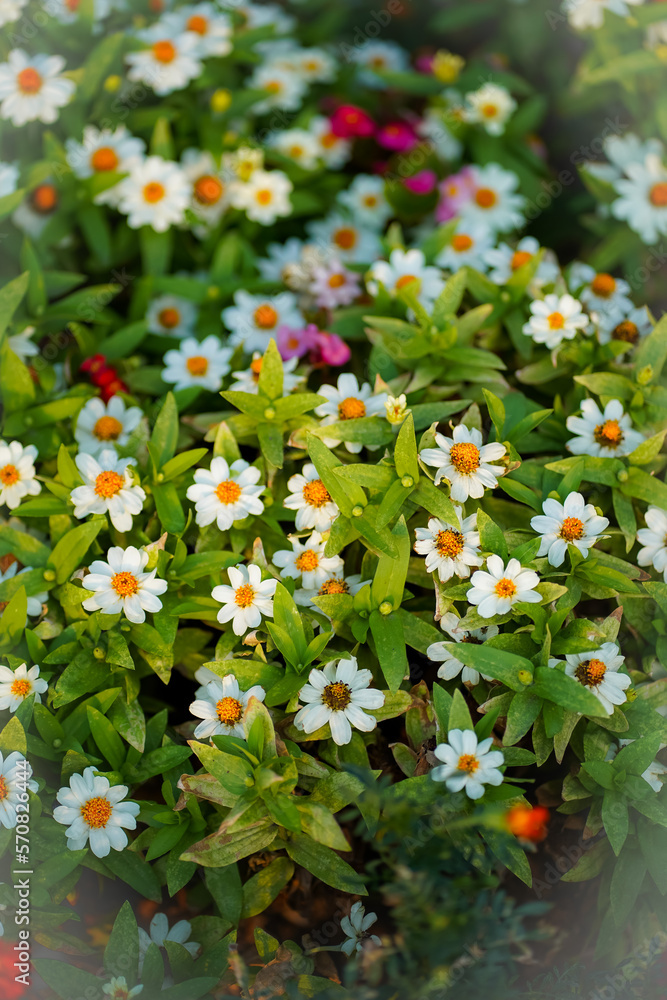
[74,396,143,457]
[186,457,264,530]
[71,450,146,533]
[337,175,392,228]
[483,236,559,290]
[272,531,344,590]
[557,642,631,715]
[126,27,203,96]
[0,50,75,126]
[229,352,303,394]
[310,115,351,168]
[0,161,19,197]
[162,336,232,392]
[189,674,266,740]
[431,729,504,800]
[181,148,228,227]
[637,507,667,581]
[0,440,40,510]
[163,3,232,58]
[596,304,652,347]
[309,259,361,310]
[8,327,38,362]
[102,976,143,1000]
[65,125,145,207]
[611,154,667,246]
[458,163,526,234]
[0,663,47,712]
[349,40,408,88]
[307,213,381,264]
[464,82,517,136]
[293,47,336,83]
[294,655,385,746]
[247,64,307,113]
[0,752,37,829]
[81,545,168,624]
[522,293,589,349]
[146,294,198,338]
[367,247,445,307]
[530,492,609,568]
[427,613,498,686]
[341,902,381,956]
[53,767,140,857]
[0,0,28,30]
[314,373,388,455]
[116,156,190,233]
[222,289,301,354]
[568,262,633,315]
[417,107,463,162]
[612,738,667,793]
[565,398,645,458]
[435,225,495,273]
[467,555,541,619]
[294,572,369,611]
[211,563,277,636]
[138,913,200,964]
[257,238,306,283]
[414,512,482,582]
[12,181,59,239]
[0,561,46,618]
[284,462,339,532]
[269,128,321,170]
[230,168,293,226]
[50,0,113,23]
[564,0,643,31]
[419,424,506,503]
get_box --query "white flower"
[211,564,277,636]
[50,0,113,23]
[126,27,203,96]
[431,729,504,799]
[294,572,369,611]
[564,0,643,31]
[294,655,385,746]
[138,914,200,964]
[350,40,408,87]
[146,294,198,338]
[559,642,631,715]
[0,50,75,126]
[611,154,667,246]
[0,161,18,197]
[293,47,336,83]
[566,398,645,458]
[0,663,47,712]
[419,424,506,502]
[568,262,632,315]
[427,613,498,686]
[530,492,609,567]
[257,238,305,283]
[596,305,652,347]
[53,767,140,857]
[385,395,409,424]
[637,507,667,581]
[230,168,293,226]
[0,752,37,829]
[189,674,266,739]
[315,372,388,455]
[0,0,28,30]
[458,163,526,234]
[229,352,303,394]
[103,976,143,1000]
[0,562,46,617]
[162,336,232,392]
[414,512,482,582]
[484,236,559,290]
[341,902,381,956]
[309,259,361,309]
[337,175,392,228]
[222,289,301,354]
[71,450,146,533]
[417,108,463,161]
[311,115,351,168]
[74,397,143,457]
[284,462,339,532]
[272,531,343,589]
[116,156,190,232]
[367,248,445,307]
[247,64,307,113]
[163,3,232,58]
[82,546,168,624]
[8,328,38,361]
[307,213,381,264]
[180,148,228,227]
[467,555,541,619]
[465,82,516,135]
[0,440,40,510]
[435,225,495,272]
[187,457,264,530]
[269,128,321,170]
[12,181,59,239]
[522,293,589,349]
[65,125,145,206]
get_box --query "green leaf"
[413,477,458,525]
[627,429,667,466]
[0,586,27,653]
[477,509,509,560]
[448,688,473,731]
[369,610,408,692]
[531,666,609,717]
[0,343,35,414]
[257,421,284,469]
[482,389,505,438]
[48,519,104,584]
[0,271,29,341]
[153,481,186,534]
[87,707,126,771]
[445,643,531,692]
[150,392,179,469]
[256,339,283,400]
[285,831,367,894]
[104,901,139,983]
[602,790,629,855]
[103,849,162,902]
[241,857,294,918]
[394,411,420,480]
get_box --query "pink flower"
[375,121,418,152]
[329,104,375,139]
[415,54,435,74]
[309,260,361,309]
[310,331,351,367]
[403,170,438,195]
[435,166,476,222]
[277,324,319,360]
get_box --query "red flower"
[0,940,29,999]
[329,105,375,139]
[506,805,550,843]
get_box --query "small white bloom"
[211,563,277,636]
[309,258,361,309]
[530,491,609,567]
[284,462,339,532]
[248,64,307,113]
[596,304,652,347]
[257,238,306,283]
[564,0,643,31]
[187,457,264,530]
[417,107,463,161]
[269,128,321,170]
[307,213,380,264]
[484,236,559,290]
[522,293,589,349]
[467,555,541,619]
[311,115,351,168]
[189,674,266,739]
[181,148,228,228]
[420,424,506,502]
[138,913,200,964]
[427,613,498,686]
[0,161,19,197]
[566,398,645,458]
[337,175,392,228]
[458,163,526,234]
[465,82,516,135]
[0,0,28,30]
[315,372,388,455]
[126,27,203,96]
[12,181,59,239]
[163,3,232,58]
[273,531,343,590]
[294,655,385,746]
[222,289,301,354]
[568,262,632,315]
[0,752,37,828]
[414,512,482,582]
[7,328,38,362]
[637,506,667,581]
[116,156,190,233]
[71,450,145,533]
[162,335,232,392]
[611,153,667,246]
[341,902,381,956]
[367,248,445,307]
[231,168,293,226]
[558,642,631,716]
[436,225,495,272]
[349,40,408,87]
[146,294,198,338]
[229,352,303,394]
[0,49,75,126]
[53,767,140,857]
[82,546,168,624]
[295,572,369,611]
[74,396,143,457]
[431,729,504,799]
[385,394,409,424]
[0,562,46,618]
[0,440,40,510]
[65,125,145,206]
[103,976,143,1000]
[0,663,47,712]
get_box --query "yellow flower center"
[457,753,480,773]
[17,67,42,94]
[91,146,119,172]
[363,194,378,207]
[575,657,607,687]
[559,516,585,542]
[255,188,273,205]
[0,776,8,800]
[254,305,278,329]
[451,234,473,252]
[250,357,263,379]
[187,14,208,33]
[0,464,19,486]
[594,419,623,448]
[295,549,320,572]
[435,529,464,559]
[111,571,139,598]
[338,396,366,420]
[612,321,639,344]
[449,442,481,474]
[234,583,256,608]
[494,578,517,598]
[302,479,332,508]
[94,470,124,498]
[547,311,565,330]
[650,182,667,207]
[322,680,352,711]
[216,696,243,726]
[590,273,616,298]
[481,103,499,118]
[395,273,419,289]
[143,181,165,204]
[152,40,176,64]
[511,250,532,270]
[81,796,112,829]
[93,415,123,441]
[215,480,242,505]
[475,187,497,208]
[11,679,31,698]
[319,578,349,595]
[333,227,357,250]
[186,355,209,376]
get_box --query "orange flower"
[505,804,549,843]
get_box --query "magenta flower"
[375,121,418,152]
[277,324,319,360]
[330,105,375,139]
[435,166,476,222]
[311,331,351,367]
[403,170,438,195]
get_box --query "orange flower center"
[575,657,607,687]
[10,679,31,698]
[94,470,124,498]
[215,479,242,505]
[457,753,480,773]
[254,305,278,329]
[511,250,532,270]
[449,442,481,474]
[295,549,320,572]
[590,273,616,298]
[93,415,123,441]
[255,189,273,205]
[81,796,112,829]
[475,187,497,208]
[216,696,243,726]
[158,307,180,329]
[194,175,223,205]
[319,577,349,595]
[320,131,337,149]
[186,355,209,376]
[481,103,499,118]
[302,479,332,508]
[91,147,119,172]
[31,184,58,213]
[0,776,8,800]
[17,67,43,94]
[328,273,346,288]
[333,227,357,250]
[186,14,208,33]
[559,516,585,542]
[265,80,283,94]
[594,419,623,448]
[289,145,304,158]
[234,583,256,608]
[143,181,165,204]
[650,182,667,207]
[612,321,639,344]
[0,464,19,486]
[363,194,378,207]
[547,311,565,330]
[250,357,263,378]
[322,680,352,711]
[111,571,139,598]
[494,577,517,598]
[435,529,464,559]
[451,234,473,252]
[395,273,419,289]
[338,396,366,420]
[152,40,176,63]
